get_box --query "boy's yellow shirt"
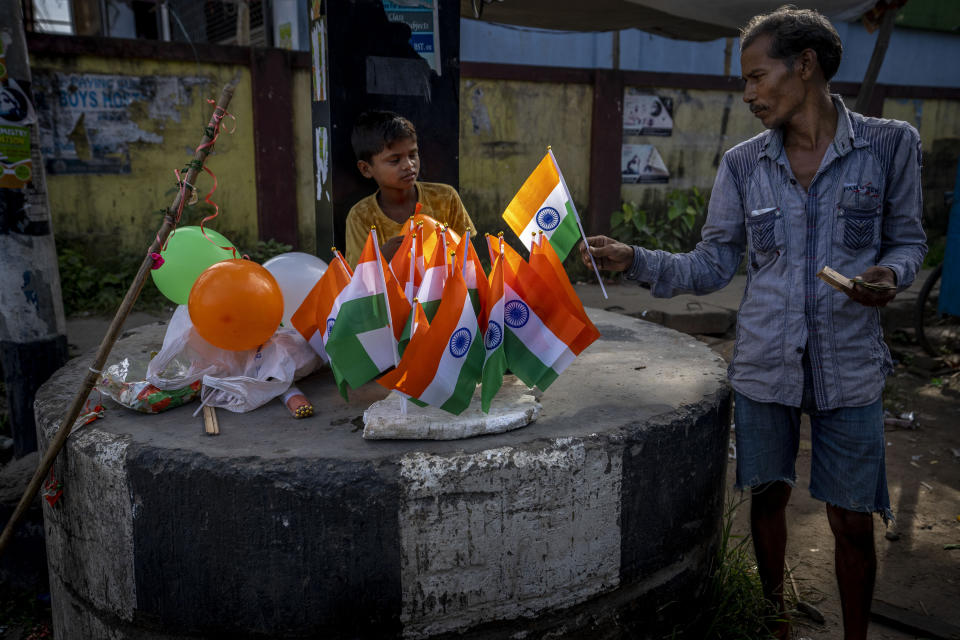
[344,182,476,266]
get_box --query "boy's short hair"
[351,111,417,163]
[740,6,843,82]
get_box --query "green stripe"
[547,203,582,260]
[504,330,558,390]
[481,346,507,413]
[438,333,485,415]
[326,335,383,389]
[330,359,349,400]
[421,299,441,322]
[332,294,389,333]
[398,310,414,358]
[326,294,390,389]
[468,288,480,316]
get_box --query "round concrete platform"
[36,309,731,639]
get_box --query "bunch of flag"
[291,150,600,415]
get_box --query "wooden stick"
[202,405,220,436]
[0,82,237,557]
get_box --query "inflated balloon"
[188,260,284,351]
[150,226,237,305]
[262,252,328,326]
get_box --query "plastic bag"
[99,355,201,413]
[146,306,320,413]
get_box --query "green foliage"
[664,496,783,639]
[610,187,706,254]
[247,238,293,264]
[57,248,167,316]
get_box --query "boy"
[344,110,476,266]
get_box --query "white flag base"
[362,376,541,440]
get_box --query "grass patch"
[665,496,783,639]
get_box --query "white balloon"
[262,252,328,326]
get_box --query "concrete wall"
[459,78,593,240]
[29,29,960,266]
[28,51,317,257]
[459,73,960,235]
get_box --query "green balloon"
[150,226,237,305]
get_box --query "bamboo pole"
[0,82,238,557]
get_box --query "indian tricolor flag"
[325,230,410,390]
[378,267,484,415]
[502,149,583,260]
[416,238,449,322]
[389,226,422,303]
[481,249,508,412]
[398,299,430,358]
[400,212,460,272]
[290,249,353,360]
[500,241,584,390]
[530,233,600,355]
[454,232,487,317]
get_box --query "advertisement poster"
[382,0,441,75]
[622,144,669,184]
[311,18,328,102]
[623,90,673,136]
[33,72,206,174]
[0,124,31,188]
[0,78,37,127]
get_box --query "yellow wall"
[459,78,593,239]
[30,54,259,255]
[32,55,960,261]
[292,68,317,255]
[881,97,960,150]
[621,88,763,210]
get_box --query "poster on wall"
[622,144,669,184]
[382,0,441,75]
[311,18,328,102]
[623,90,673,136]
[0,124,31,188]
[33,72,207,175]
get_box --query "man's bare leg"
[751,481,792,639]
[826,505,875,640]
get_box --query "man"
[582,8,925,640]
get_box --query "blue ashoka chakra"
[325,317,336,336]
[449,327,472,358]
[484,320,503,350]
[504,300,530,328]
[536,206,561,231]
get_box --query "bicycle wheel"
[914,265,960,357]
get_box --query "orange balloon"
[188,260,284,351]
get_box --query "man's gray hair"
[741,5,843,81]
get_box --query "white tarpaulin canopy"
[460,0,878,39]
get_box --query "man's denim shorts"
[733,389,892,522]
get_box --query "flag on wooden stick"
[530,232,600,355]
[500,241,584,390]
[480,247,508,412]
[325,229,409,390]
[378,267,484,415]
[502,150,582,260]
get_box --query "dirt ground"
[716,335,960,640]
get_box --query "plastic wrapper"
[98,356,201,413]
[146,306,320,413]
